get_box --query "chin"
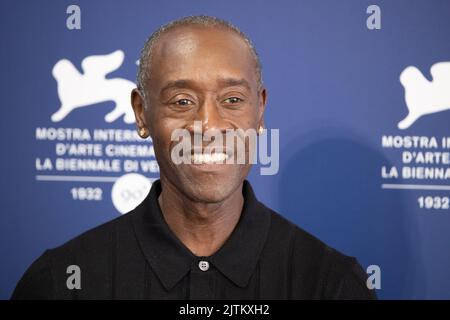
[176,168,245,203]
[189,188,229,203]
[185,177,239,203]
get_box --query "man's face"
[133,25,266,203]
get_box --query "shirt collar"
[131,179,271,291]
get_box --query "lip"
[190,146,234,158]
[181,161,232,174]
[183,148,235,171]
[188,162,229,169]
[170,143,244,169]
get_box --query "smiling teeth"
[191,153,228,164]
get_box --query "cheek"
[225,107,259,130]
[236,115,258,130]
[147,108,168,135]
[152,121,173,144]
[150,117,187,155]
[237,103,261,129]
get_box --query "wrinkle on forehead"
[148,26,257,87]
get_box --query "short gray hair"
[136,15,263,100]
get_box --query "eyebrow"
[160,77,252,95]
[217,77,251,90]
[160,79,194,93]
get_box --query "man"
[12,16,375,299]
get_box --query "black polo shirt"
[12,180,376,299]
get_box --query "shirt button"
[198,260,210,272]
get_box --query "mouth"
[189,148,232,165]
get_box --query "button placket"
[190,259,214,299]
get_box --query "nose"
[190,97,232,133]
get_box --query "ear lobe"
[259,118,266,131]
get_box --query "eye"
[174,98,194,106]
[223,97,244,104]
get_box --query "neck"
[158,177,244,257]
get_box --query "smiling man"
[12,16,375,300]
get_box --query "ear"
[131,88,150,134]
[257,87,267,128]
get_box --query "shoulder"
[264,206,346,263]
[52,212,133,258]
[264,206,376,299]
[11,212,135,300]
[11,249,54,299]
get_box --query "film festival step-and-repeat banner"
[36,48,159,215]
[1,1,449,299]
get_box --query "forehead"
[148,25,257,88]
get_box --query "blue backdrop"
[1,0,450,299]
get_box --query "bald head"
[136,15,263,98]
